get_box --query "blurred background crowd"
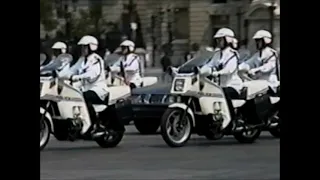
[40,0,280,69]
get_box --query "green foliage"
[40,0,58,31]
[71,1,107,37]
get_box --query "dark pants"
[129,83,137,90]
[222,87,240,119]
[83,90,104,124]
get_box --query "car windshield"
[178,51,215,73]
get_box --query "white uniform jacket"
[203,47,243,93]
[67,53,108,101]
[239,47,280,92]
[110,53,142,87]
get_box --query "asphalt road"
[40,126,279,180]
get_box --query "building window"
[173,8,189,39]
[210,15,229,47]
[212,0,227,3]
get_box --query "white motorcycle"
[40,55,131,151]
[239,72,280,138]
[160,67,280,147]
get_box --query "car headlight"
[174,79,185,91]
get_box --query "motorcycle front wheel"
[40,114,51,151]
[160,108,192,147]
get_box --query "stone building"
[40,0,280,66]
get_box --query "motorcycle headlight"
[174,79,185,92]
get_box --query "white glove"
[71,75,82,81]
[238,64,250,72]
[248,68,260,75]
[212,71,220,77]
[200,66,212,76]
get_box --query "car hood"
[132,83,171,95]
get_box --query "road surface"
[41,126,279,180]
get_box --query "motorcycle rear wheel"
[233,128,261,143]
[95,130,124,148]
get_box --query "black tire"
[95,131,124,148]
[269,111,281,138]
[134,119,160,134]
[233,128,261,143]
[160,108,192,148]
[269,127,280,138]
[40,115,51,151]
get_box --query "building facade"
[40,0,280,66]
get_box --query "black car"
[128,51,215,134]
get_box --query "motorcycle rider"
[201,28,243,119]
[52,41,67,59]
[40,41,72,76]
[238,30,279,94]
[111,40,142,89]
[64,35,109,136]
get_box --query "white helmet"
[120,40,135,52]
[232,38,238,49]
[77,35,99,51]
[213,28,235,44]
[52,42,67,53]
[253,30,272,44]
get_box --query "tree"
[70,0,107,37]
[40,0,58,32]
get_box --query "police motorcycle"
[160,66,270,147]
[238,71,280,138]
[40,54,129,151]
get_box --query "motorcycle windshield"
[178,51,215,73]
[40,53,46,66]
[41,53,73,72]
